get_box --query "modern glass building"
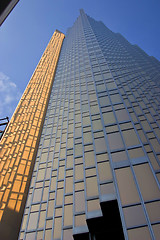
[0,9,160,240]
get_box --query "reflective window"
[115,167,140,205]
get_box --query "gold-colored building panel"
[0,30,65,240]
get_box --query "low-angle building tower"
[0,9,160,240]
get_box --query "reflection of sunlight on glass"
[0,30,64,239]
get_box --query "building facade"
[1,9,160,240]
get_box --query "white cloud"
[0,72,22,119]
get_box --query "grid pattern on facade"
[0,30,65,239]
[19,10,160,240]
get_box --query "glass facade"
[1,9,160,240]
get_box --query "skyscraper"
[0,9,160,240]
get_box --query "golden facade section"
[0,30,65,239]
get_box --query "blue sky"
[0,0,160,119]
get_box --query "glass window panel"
[123,205,146,228]
[67,138,73,149]
[64,205,73,226]
[146,201,160,223]
[128,226,151,240]
[53,218,62,239]
[75,164,84,180]
[65,177,73,193]
[96,153,109,163]
[27,212,39,230]
[92,119,103,131]
[65,195,73,205]
[134,164,160,201]
[106,81,117,90]
[84,151,95,167]
[36,231,43,240]
[33,188,42,203]
[110,94,121,104]
[83,116,91,126]
[122,129,140,147]
[38,210,46,228]
[102,112,116,125]
[100,183,115,195]
[86,177,98,197]
[108,132,124,150]
[90,104,100,114]
[87,199,100,212]
[37,169,45,181]
[63,229,74,240]
[47,200,54,217]
[75,214,86,227]
[115,167,140,205]
[83,132,92,144]
[128,147,144,159]
[55,207,62,217]
[66,155,73,168]
[111,151,128,162]
[150,138,160,153]
[56,189,63,206]
[26,232,36,240]
[75,127,82,138]
[42,187,49,201]
[75,191,85,212]
[58,166,65,179]
[115,109,130,122]
[75,181,84,191]
[75,143,83,157]
[99,96,110,106]
[44,229,52,240]
[95,137,107,153]
[98,162,112,181]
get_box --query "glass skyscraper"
[0,9,160,240]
